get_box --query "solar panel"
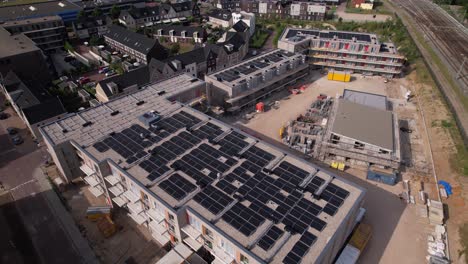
[159,173,196,201]
[222,203,265,236]
[257,226,284,251]
[193,186,233,215]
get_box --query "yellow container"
[349,223,372,251]
[327,71,334,80]
[328,71,351,82]
[344,73,351,82]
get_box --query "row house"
[153,25,207,43]
[72,16,111,39]
[103,24,169,64]
[215,0,241,11]
[240,0,326,21]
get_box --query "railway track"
[392,0,468,93]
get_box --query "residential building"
[351,0,374,10]
[205,49,309,113]
[240,0,326,21]
[103,25,168,64]
[118,2,199,30]
[208,9,233,28]
[77,0,144,16]
[232,11,255,36]
[0,27,52,85]
[153,25,207,43]
[317,90,401,169]
[95,66,150,102]
[149,31,249,81]
[40,74,365,264]
[215,0,241,11]
[72,16,111,39]
[0,0,81,24]
[0,71,67,139]
[278,28,405,78]
[1,15,67,54]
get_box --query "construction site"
[228,69,455,264]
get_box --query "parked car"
[11,135,23,145]
[105,70,116,77]
[78,77,91,85]
[6,127,17,135]
[98,67,109,74]
[0,112,9,120]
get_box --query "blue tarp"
[438,180,452,196]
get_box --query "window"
[354,141,365,150]
[220,239,234,256]
[189,215,202,231]
[205,228,213,239]
[240,254,249,264]
[168,214,175,222]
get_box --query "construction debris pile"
[282,95,333,155]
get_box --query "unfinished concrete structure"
[205,49,309,113]
[278,28,405,78]
[40,74,366,264]
[318,91,400,169]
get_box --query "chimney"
[107,82,119,94]
[225,44,234,52]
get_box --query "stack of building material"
[428,200,444,225]
[427,225,448,262]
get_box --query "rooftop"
[1,15,63,27]
[41,75,365,264]
[208,9,232,21]
[206,49,303,85]
[0,0,80,22]
[154,24,205,38]
[98,65,150,97]
[280,28,401,55]
[104,24,158,55]
[0,27,39,58]
[342,89,387,110]
[332,99,394,151]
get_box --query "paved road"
[0,99,97,264]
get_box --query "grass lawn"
[250,29,270,49]
[161,42,195,55]
[345,0,393,15]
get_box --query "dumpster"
[366,169,397,185]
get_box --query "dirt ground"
[221,70,463,263]
[61,183,166,264]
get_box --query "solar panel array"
[214,50,293,82]
[287,29,373,43]
[159,173,197,200]
[90,107,354,263]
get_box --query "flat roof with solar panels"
[40,74,365,263]
[283,28,374,44]
[207,49,301,86]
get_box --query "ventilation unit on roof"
[28,6,37,11]
[157,90,166,96]
[110,110,120,116]
[58,2,65,7]
[138,111,161,127]
[82,121,93,127]
[136,100,145,106]
[225,44,234,52]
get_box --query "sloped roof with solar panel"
[283,28,375,44]
[40,74,365,264]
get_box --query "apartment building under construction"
[278,28,405,78]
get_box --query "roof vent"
[28,6,37,11]
[62,129,68,133]
[82,121,93,127]
[58,2,65,7]
[110,110,120,116]
[157,90,166,96]
[136,100,145,106]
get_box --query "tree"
[64,41,74,52]
[89,36,104,46]
[110,5,121,19]
[77,10,86,19]
[170,43,180,55]
[92,7,102,17]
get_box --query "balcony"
[80,164,95,176]
[127,201,143,215]
[112,196,128,207]
[123,190,140,203]
[152,230,170,246]
[88,185,104,197]
[182,225,202,240]
[184,236,202,251]
[146,208,165,223]
[83,175,99,187]
[212,247,234,264]
[128,211,148,225]
[104,175,120,186]
[149,219,167,235]
[108,184,124,197]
